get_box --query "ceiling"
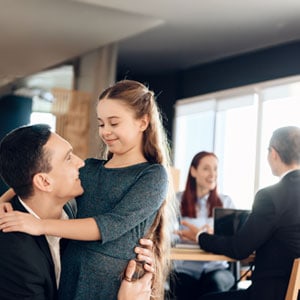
[1,0,300,87]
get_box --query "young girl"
[169,151,235,300]
[0,80,176,300]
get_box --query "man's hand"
[118,260,152,300]
[118,238,154,300]
[134,238,155,273]
[176,220,209,242]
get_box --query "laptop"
[213,208,250,236]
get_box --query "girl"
[0,80,176,300]
[169,151,235,300]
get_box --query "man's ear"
[271,147,280,161]
[32,173,52,192]
[139,114,150,132]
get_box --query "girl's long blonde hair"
[98,80,177,299]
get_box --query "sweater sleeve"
[94,164,168,243]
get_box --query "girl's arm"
[0,188,15,203]
[0,165,166,242]
[42,218,101,240]
[0,189,101,240]
[0,212,101,241]
[0,189,15,213]
[93,165,168,244]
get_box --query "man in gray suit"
[178,126,300,300]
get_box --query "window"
[173,75,300,209]
[259,82,300,188]
[214,95,257,209]
[174,99,215,182]
[30,112,56,131]
[30,93,56,131]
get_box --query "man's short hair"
[270,126,300,165]
[0,124,52,198]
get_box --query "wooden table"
[171,247,238,261]
[170,247,255,287]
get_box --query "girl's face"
[97,98,149,156]
[190,155,218,194]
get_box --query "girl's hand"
[0,211,44,235]
[0,202,13,213]
[0,189,15,203]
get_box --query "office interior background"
[1,0,300,209]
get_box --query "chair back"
[285,258,300,300]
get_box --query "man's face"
[44,133,84,202]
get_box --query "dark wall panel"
[180,41,300,98]
[0,95,32,194]
[118,40,300,146]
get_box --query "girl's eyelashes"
[97,120,104,127]
[98,123,119,128]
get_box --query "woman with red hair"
[169,151,235,300]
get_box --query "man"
[0,124,152,300]
[178,126,300,300]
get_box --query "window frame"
[173,74,300,208]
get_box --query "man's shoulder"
[0,232,56,299]
[0,228,38,243]
[282,169,300,181]
[10,195,27,212]
[0,230,41,257]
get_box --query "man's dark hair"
[0,124,53,198]
[270,126,300,165]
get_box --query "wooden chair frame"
[285,258,300,300]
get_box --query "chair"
[285,258,300,300]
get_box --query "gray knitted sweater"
[58,158,168,300]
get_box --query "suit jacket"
[0,196,74,300]
[199,170,300,300]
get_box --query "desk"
[171,247,237,261]
[170,247,255,288]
